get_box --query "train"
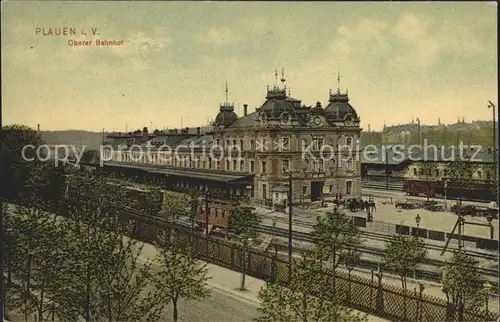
[403,179,497,202]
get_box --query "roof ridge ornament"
[337,69,341,94]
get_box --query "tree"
[154,232,211,322]
[257,253,367,322]
[80,149,100,164]
[383,235,427,291]
[441,252,484,320]
[161,192,189,222]
[417,161,438,201]
[383,235,427,321]
[0,125,45,201]
[5,202,79,321]
[51,173,169,321]
[311,210,362,296]
[144,187,164,216]
[187,189,200,241]
[228,205,261,239]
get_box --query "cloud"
[193,26,234,45]
[111,31,172,57]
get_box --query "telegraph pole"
[288,172,293,275]
[488,101,497,176]
[205,190,210,235]
[0,201,4,322]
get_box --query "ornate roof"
[257,86,299,121]
[215,102,238,127]
[324,89,358,122]
[215,82,238,127]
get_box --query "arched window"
[346,181,352,195]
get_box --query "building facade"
[102,77,363,206]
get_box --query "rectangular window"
[250,160,255,173]
[477,171,482,179]
[283,159,290,172]
[435,169,439,177]
[486,171,491,180]
[320,159,326,171]
[240,140,244,150]
[233,140,237,147]
[346,137,352,145]
[216,139,220,146]
[312,137,324,150]
[303,185,307,195]
[226,160,230,170]
[413,168,417,176]
[233,160,237,171]
[226,140,230,147]
[250,140,255,150]
[262,161,267,174]
[330,185,333,193]
[240,160,245,171]
[282,137,290,150]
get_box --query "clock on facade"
[280,112,291,124]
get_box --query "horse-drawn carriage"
[395,200,418,209]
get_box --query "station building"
[101,75,363,226]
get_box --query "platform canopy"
[103,161,254,184]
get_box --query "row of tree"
[4,171,212,322]
[1,124,492,321]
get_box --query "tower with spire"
[214,81,238,127]
[266,68,288,99]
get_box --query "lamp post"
[285,171,294,273]
[385,146,392,191]
[483,281,492,315]
[205,190,210,236]
[0,209,4,322]
[415,214,421,237]
[240,237,253,291]
[284,169,301,278]
[444,179,448,208]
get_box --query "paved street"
[162,289,259,322]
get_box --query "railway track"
[67,190,499,285]
[254,222,499,282]
[257,212,499,261]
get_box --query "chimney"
[37,124,40,132]
[243,104,248,116]
[196,127,201,137]
[142,127,148,141]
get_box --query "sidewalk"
[137,241,389,322]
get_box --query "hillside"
[41,131,105,150]
[39,120,495,150]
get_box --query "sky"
[2,1,497,132]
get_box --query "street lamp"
[415,214,421,236]
[240,237,253,292]
[483,281,492,315]
[385,146,392,191]
[284,169,300,275]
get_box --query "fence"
[128,211,498,322]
